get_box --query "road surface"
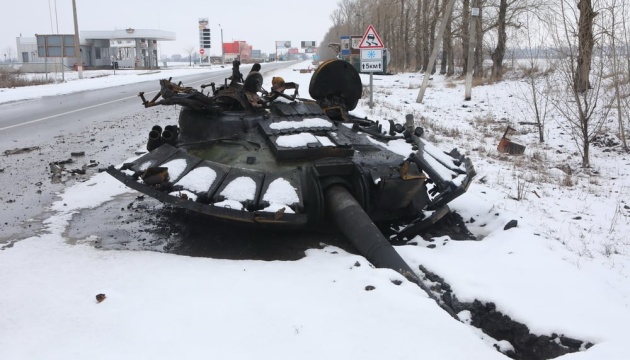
[0,62,295,244]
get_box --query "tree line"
[318,0,630,168]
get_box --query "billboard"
[275,41,291,49]
[301,41,316,48]
[351,36,362,54]
[340,36,350,55]
[36,34,76,57]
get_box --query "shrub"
[0,68,54,88]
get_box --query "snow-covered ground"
[0,62,228,105]
[0,61,628,359]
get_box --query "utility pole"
[464,0,480,100]
[72,0,83,79]
[218,24,225,64]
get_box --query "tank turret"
[108,60,476,318]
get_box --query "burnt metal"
[497,126,526,155]
[107,59,477,317]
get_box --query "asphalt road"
[0,61,293,144]
[0,62,296,245]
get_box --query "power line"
[48,0,54,32]
[54,0,59,34]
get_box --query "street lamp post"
[218,24,225,64]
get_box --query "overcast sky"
[1,0,341,58]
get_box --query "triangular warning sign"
[359,25,384,49]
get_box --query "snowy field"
[0,60,629,359]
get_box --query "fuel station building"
[15,28,175,71]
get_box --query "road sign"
[199,48,205,55]
[361,61,383,72]
[361,49,382,60]
[361,49,383,73]
[340,36,351,55]
[359,25,384,49]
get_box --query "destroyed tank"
[107,60,475,315]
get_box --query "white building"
[16,28,175,71]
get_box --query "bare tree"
[422,0,432,71]
[401,0,409,69]
[575,0,596,92]
[604,0,629,150]
[474,1,484,77]
[517,12,552,143]
[547,0,612,168]
[336,0,357,34]
[461,0,471,75]
[183,46,196,67]
[440,0,455,75]
[415,0,426,71]
[318,28,339,61]
[490,0,508,80]
[329,8,346,36]
[620,0,630,150]
[3,47,14,63]
[486,0,545,80]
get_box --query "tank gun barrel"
[324,184,458,319]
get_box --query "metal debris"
[3,146,40,156]
[497,126,526,155]
[141,167,169,186]
[48,158,100,183]
[95,293,107,303]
